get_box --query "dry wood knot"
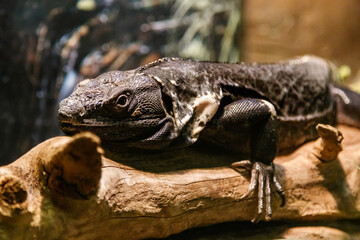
[0,176,27,205]
[0,175,28,217]
[46,132,103,203]
[312,124,343,162]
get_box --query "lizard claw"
[234,161,285,222]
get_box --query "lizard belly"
[277,108,336,150]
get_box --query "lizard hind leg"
[216,98,285,222]
[249,101,285,221]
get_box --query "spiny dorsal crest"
[136,57,183,72]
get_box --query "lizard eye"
[115,94,129,107]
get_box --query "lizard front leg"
[214,98,285,222]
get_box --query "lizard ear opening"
[161,92,174,117]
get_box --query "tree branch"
[1,125,360,239]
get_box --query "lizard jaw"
[59,114,165,142]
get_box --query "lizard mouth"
[59,114,164,141]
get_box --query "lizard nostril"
[96,100,103,108]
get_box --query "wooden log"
[0,125,360,239]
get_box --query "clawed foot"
[231,161,285,223]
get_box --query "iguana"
[58,55,360,222]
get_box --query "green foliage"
[167,0,242,62]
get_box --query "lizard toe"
[242,162,284,222]
[237,162,259,200]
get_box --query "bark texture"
[0,125,360,239]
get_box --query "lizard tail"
[332,86,360,128]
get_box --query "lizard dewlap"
[58,55,360,221]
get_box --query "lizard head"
[58,70,171,142]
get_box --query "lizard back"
[140,56,334,120]
[139,56,335,149]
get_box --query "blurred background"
[1,0,360,165]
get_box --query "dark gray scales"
[139,56,333,118]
